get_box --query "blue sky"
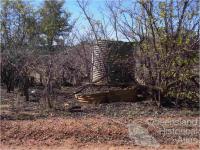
[30,0,135,41]
[31,0,107,22]
[31,0,109,36]
[66,0,107,29]
[66,0,106,18]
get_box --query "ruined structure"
[91,40,135,84]
[76,40,152,104]
[91,40,108,84]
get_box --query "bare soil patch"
[0,86,199,149]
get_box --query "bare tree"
[76,0,135,85]
[111,0,199,106]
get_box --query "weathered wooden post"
[134,46,147,86]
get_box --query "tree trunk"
[23,75,30,101]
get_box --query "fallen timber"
[74,83,158,104]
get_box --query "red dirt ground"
[1,87,199,149]
[1,116,199,150]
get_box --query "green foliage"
[1,0,39,50]
[1,0,72,53]
[137,0,199,106]
[39,0,72,51]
